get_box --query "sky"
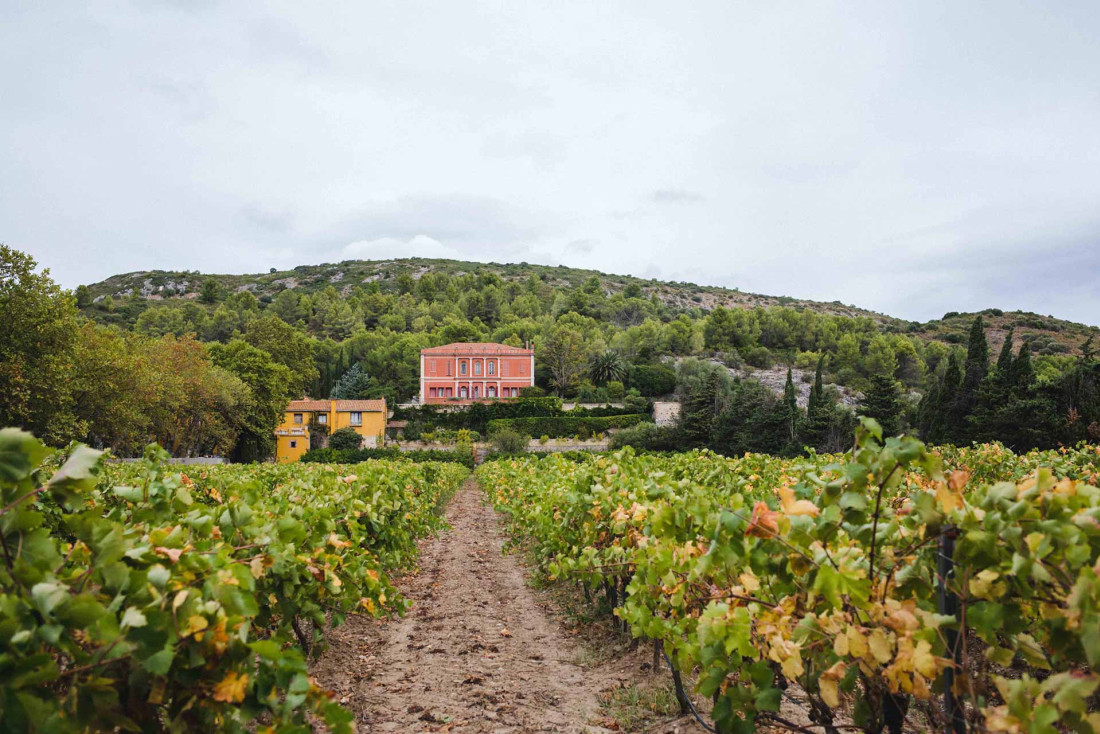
[2,1,1099,324]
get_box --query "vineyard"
[0,428,467,732]
[478,423,1100,733]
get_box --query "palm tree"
[589,350,627,386]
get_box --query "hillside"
[81,257,1097,357]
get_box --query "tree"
[243,315,320,396]
[680,369,725,447]
[331,363,374,399]
[208,340,294,462]
[859,374,904,437]
[329,427,362,451]
[0,246,80,443]
[589,350,627,386]
[783,367,800,445]
[75,284,92,308]
[541,326,587,396]
[950,315,989,441]
[199,278,221,304]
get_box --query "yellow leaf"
[183,615,208,638]
[778,485,820,518]
[834,631,849,656]
[738,571,760,593]
[868,628,893,664]
[935,482,964,514]
[847,626,868,659]
[172,590,189,611]
[969,569,1005,600]
[819,662,846,708]
[212,671,249,703]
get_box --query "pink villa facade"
[420,342,535,405]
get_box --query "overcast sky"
[2,1,1098,324]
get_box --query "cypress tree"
[929,353,961,443]
[996,328,1015,376]
[783,367,799,444]
[808,356,824,417]
[950,316,989,442]
[1009,343,1033,393]
[801,356,834,452]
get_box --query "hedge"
[300,446,475,469]
[485,414,648,438]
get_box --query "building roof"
[286,400,330,412]
[285,399,387,413]
[332,399,387,412]
[421,342,533,356]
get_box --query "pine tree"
[331,363,375,399]
[859,374,904,437]
[681,371,721,447]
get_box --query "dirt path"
[312,478,624,733]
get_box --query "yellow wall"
[274,402,387,462]
[276,434,310,463]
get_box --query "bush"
[539,434,550,444]
[629,364,677,397]
[622,392,650,414]
[486,414,647,438]
[742,346,774,369]
[300,446,475,468]
[328,427,363,451]
[489,427,529,454]
[606,380,625,400]
[519,386,546,398]
[607,421,684,451]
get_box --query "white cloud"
[342,235,459,261]
[2,1,1099,324]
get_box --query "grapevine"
[477,421,1100,733]
[0,428,467,732]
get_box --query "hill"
[81,257,1097,357]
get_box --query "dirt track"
[312,478,630,733]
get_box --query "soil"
[312,478,700,733]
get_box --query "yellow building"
[274,399,388,463]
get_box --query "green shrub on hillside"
[487,414,647,438]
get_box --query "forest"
[3,245,1098,459]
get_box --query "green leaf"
[0,428,49,483]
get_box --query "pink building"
[420,342,535,404]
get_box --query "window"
[459,386,468,398]
[446,388,453,397]
[460,361,467,375]
[512,388,519,397]
[317,414,327,424]
[473,386,480,398]
[473,361,481,376]
[290,440,297,448]
[487,385,497,397]
[293,413,303,424]
[487,361,495,375]
[502,361,509,376]
[350,412,362,426]
[446,361,452,376]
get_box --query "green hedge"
[486,414,647,438]
[300,446,475,469]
